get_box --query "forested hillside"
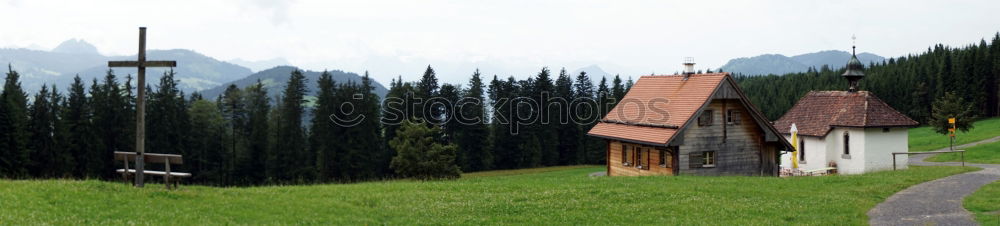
[737,33,1000,122]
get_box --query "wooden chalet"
[587,72,793,176]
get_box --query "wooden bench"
[114,151,192,189]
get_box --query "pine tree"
[63,76,94,178]
[533,67,558,166]
[187,99,226,184]
[611,75,625,103]
[219,84,246,184]
[574,71,604,164]
[242,80,270,184]
[930,91,977,134]
[310,71,338,182]
[91,70,129,179]
[49,85,74,177]
[416,65,440,123]
[455,69,492,171]
[554,68,579,165]
[488,76,521,169]
[274,69,309,182]
[147,70,190,157]
[389,119,460,180]
[27,85,55,177]
[0,66,30,178]
[438,83,462,160]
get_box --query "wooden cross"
[108,27,177,188]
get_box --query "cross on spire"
[852,34,857,55]
[107,27,177,188]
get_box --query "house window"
[698,110,714,126]
[726,110,742,125]
[883,128,891,133]
[843,132,850,156]
[702,151,716,167]
[659,149,672,168]
[799,139,806,162]
[638,147,649,170]
[622,144,632,166]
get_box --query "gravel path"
[867,136,1000,226]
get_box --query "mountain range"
[200,66,388,101]
[0,39,384,99]
[719,50,884,76]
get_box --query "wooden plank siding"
[675,99,769,176]
[608,140,675,176]
[604,80,782,177]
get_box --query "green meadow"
[908,117,1000,153]
[965,180,1000,226]
[0,165,976,225]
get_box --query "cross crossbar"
[108,61,177,68]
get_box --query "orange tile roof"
[773,91,920,137]
[587,73,726,145]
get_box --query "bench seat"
[117,169,192,177]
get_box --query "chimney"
[683,57,695,79]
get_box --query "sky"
[1,0,999,85]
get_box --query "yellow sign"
[949,118,956,124]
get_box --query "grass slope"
[909,117,1000,152]
[927,140,1000,164]
[965,180,1000,225]
[0,166,976,225]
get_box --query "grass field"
[927,140,1000,164]
[908,117,1000,152]
[965,180,1000,225]
[0,166,976,225]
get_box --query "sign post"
[948,118,956,151]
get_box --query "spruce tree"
[219,84,246,184]
[0,66,29,177]
[533,68,558,166]
[930,91,977,134]
[574,71,604,164]
[310,71,338,182]
[416,65,440,123]
[554,68,579,165]
[63,76,94,178]
[28,85,55,177]
[49,85,74,177]
[187,99,226,184]
[389,119,460,180]
[242,80,270,184]
[275,69,309,182]
[455,70,492,171]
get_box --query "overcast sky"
[2,0,999,85]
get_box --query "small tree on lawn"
[389,119,460,180]
[930,91,977,135]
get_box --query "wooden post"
[892,153,896,171]
[108,27,177,188]
[164,158,171,190]
[135,27,147,188]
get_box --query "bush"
[389,119,461,180]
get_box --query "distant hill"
[72,49,252,92]
[720,50,884,76]
[228,57,291,72]
[0,39,253,94]
[200,66,389,101]
[571,65,612,78]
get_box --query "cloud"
[246,0,295,26]
[4,0,21,7]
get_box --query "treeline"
[0,64,635,185]
[737,33,1000,122]
[383,67,629,171]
